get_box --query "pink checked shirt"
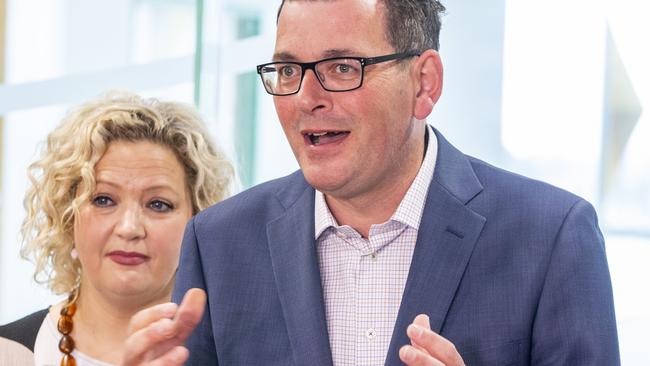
[315,126,438,366]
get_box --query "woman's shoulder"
[0,308,49,351]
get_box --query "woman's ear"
[412,49,443,120]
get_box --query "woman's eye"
[148,200,173,213]
[92,195,114,207]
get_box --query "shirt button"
[364,250,377,260]
[365,328,377,340]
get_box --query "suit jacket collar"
[266,174,333,366]
[384,129,486,365]
[267,128,486,366]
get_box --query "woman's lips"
[107,251,150,266]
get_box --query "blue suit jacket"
[173,130,619,365]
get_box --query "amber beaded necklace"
[57,291,78,366]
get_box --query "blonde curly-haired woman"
[0,92,234,366]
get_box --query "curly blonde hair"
[20,92,235,295]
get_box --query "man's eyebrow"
[272,52,297,62]
[322,49,357,58]
[272,49,360,62]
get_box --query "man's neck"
[325,188,406,238]
[324,128,428,238]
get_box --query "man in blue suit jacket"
[123,1,619,365]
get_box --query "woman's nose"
[114,205,146,240]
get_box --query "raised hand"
[399,314,465,366]
[122,288,206,366]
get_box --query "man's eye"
[280,65,298,77]
[92,195,114,207]
[148,200,173,213]
[336,64,353,73]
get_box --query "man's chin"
[303,171,346,195]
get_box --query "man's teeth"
[308,131,342,145]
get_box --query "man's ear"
[412,49,443,120]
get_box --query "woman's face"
[74,140,192,305]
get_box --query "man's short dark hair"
[277,0,446,51]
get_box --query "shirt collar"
[315,189,338,239]
[391,125,437,229]
[314,125,438,239]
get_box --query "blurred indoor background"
[0,0,648,363]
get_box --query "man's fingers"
[128,302,179,335]
[406,323,464,366]
[122,289,205,365]
[413,314,431,330]
[172,288,207,341]
[143,346,189,366]
[123,318,177,365]
[399,345,445,366]
[410,314,431,352]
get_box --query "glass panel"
[5,0,196,83]
[1,105,69,321]
[233,15,260,188]
[198,0,292,188]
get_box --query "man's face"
[273,0,426,201]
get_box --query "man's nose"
[296,69,331,112]
[115,205,146,240]
[300,68,324,91]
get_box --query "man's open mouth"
[305,131,350,146]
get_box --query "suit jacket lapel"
[266,181,334,366]
[385,130,487,365]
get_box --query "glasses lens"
[259,63,302,95]
[315,58,362,91]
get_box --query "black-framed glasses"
[256,51,420,96]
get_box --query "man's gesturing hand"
[122,288,206,366]
[399,314,465,366]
